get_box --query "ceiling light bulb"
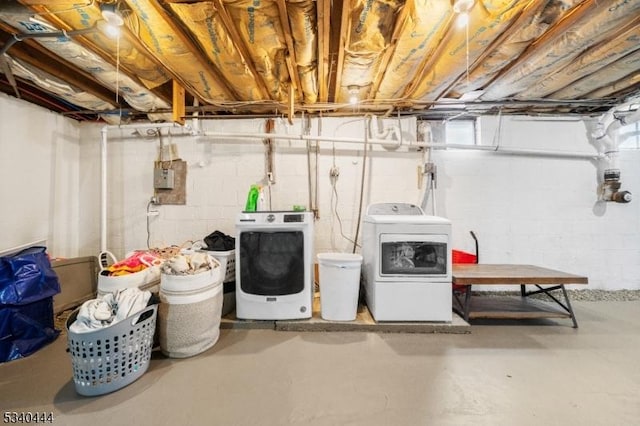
[348,86,359,105]
[101,3,124,27]
[96,19,121,38]
[456,12,469,28]
[103,23,121,38]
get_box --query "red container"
[452,250,476,293]
[452,250,477,264]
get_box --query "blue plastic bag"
[0,246,61,306]
[0,246,61,363]
[0,298,59,362]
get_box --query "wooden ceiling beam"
[441,0,541,98]
[401,13,456,99]
[134,0,236,101]
[368,2,410,101]
[316,0,330,102]
[328,0,348,103]
[275,0,302,98]
[209,0,272,100]
[478,0,600,97]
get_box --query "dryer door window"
[379,234,448,276]
[239,231,305,295]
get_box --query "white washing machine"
[235,211,314,320]
[362,203,452,322]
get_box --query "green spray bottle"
[245,185,260,212]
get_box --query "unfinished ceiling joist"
[0,0,639,119]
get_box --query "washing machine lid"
[364,214,451,225]
[365,203,424,216]
[364,203,450,225]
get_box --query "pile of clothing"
[69,288,152,333]
[161,252,219,276]
[102,251,163,277]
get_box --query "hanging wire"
[116,29,121,120]
[146,199,154,249]
[465,13,470,87]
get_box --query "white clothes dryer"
[362,203,452,322]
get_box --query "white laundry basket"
[158,263,223,358]
[317,253,363,321]
[200,249,236,316]
[66,304,158,396]
[97,251,161,296]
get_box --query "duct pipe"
[592,99,640,203]
[369,116,401,142]
[0,26,98,56]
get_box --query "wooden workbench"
[452,264,588,328]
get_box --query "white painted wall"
[439,116,640,290]
[3,90,637,290]
[0,93,83,257]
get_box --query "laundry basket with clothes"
[158,252,223,358]
[66,288,157,396]
[97,250,163,295]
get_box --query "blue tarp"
[0,246,61,363]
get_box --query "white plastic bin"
[317,253,363,321]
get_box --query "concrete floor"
[1,300,639,426]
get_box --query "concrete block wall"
[440,116,640,290]
[0,93,82,257]
[3,91,639,290]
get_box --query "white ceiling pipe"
[200,130,403,148]
[103,122,189,132]
[200,130,602,159]
[425,142,603,160]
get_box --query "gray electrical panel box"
[154,167,175,189]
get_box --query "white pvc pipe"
[99,122,189,253]
[201,130,602,159]
[100,126,108,252]
[427,143,603,160]
[201,130,403,148]
[104,122,186,131]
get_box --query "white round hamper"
[158,265,223,358]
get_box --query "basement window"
[418,118,478,146]
[618,121,640,150]
[445,119,477,146]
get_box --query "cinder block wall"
[78,115,640,290]
[3,92,638,290]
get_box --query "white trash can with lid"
[317,253,363,321]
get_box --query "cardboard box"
[51,256,98,313]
